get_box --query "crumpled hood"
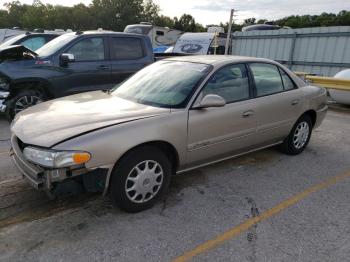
[11,91,170,147]
[0,45,37,62]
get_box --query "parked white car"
[329,69,350,105]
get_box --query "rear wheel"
[5,89,45,120]
[280,115,313,155]
[109,146,172,213]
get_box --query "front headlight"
[23,147,91,168]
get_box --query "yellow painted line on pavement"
[172,170,350,262]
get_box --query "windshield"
[113,61,211,108]
[36,34,77,57]
[0,34,25,48]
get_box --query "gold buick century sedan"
[10,56,327,212]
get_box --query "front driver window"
[20,36,46,51]
[68,37,105,61]
[202,64,250,103]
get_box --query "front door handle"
[291,99,300,106]
[97,65,109,70]
[242,110,255,118]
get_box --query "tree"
[20,1,48,30]
[90,0,144,31]
[1,1,349,32]
[141,0,160,24]
[45,5,73,30]
[336,10,350,26]
[243,18,256,26]
[71,4,97,30]
[219,22,243,33]
[257,19,268,24]
[174,14,204,32]
[154,15,174,28]
[4,1,29,28]
[0,10,10,28]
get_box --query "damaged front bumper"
[0,91,9,112]
[0,99,6,112]
[10,135,108,193]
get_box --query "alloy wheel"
[14,95,43,114]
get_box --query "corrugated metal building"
[231,26,350,76]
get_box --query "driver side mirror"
[60,53,75,66]
[194,94,226,109]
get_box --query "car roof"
[163,55,276,66]
[66,31,148,38]
[12,33,58,39]
[25,32,60,36]
[163,55,307,87]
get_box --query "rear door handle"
[242,110,255,118]
[291,99,300,105]
[97,65,109,70]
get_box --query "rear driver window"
[250,63,284,97]
[111,37,144,60]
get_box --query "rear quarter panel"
[300,85,327,112]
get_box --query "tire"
[5,89,45,120]
[280,115,313,155]
[109,146,172,213]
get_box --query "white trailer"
[329,69,350,105]
[124,23,183,53]
[173,32,228,55]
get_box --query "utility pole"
[224,9,234,55]
[212,32,219,55]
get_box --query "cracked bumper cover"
[0,91,9,112]
[10,135,108,192]
[0,99,7,112]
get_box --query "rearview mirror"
[195,94,226,109]
[60,53,75,66]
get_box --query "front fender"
[1,60,61,96]
[52,110,189,169]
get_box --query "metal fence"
[231,26,350,77]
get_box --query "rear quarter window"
[279,68,296,90]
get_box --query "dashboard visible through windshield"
[36,34,77,57]
[113,61,212,108]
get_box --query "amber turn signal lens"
[72,152,91,165]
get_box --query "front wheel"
[109,146,172,213]
[280,115,313,155]
[6,89,45,120]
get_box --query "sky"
[4,0,350,25]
